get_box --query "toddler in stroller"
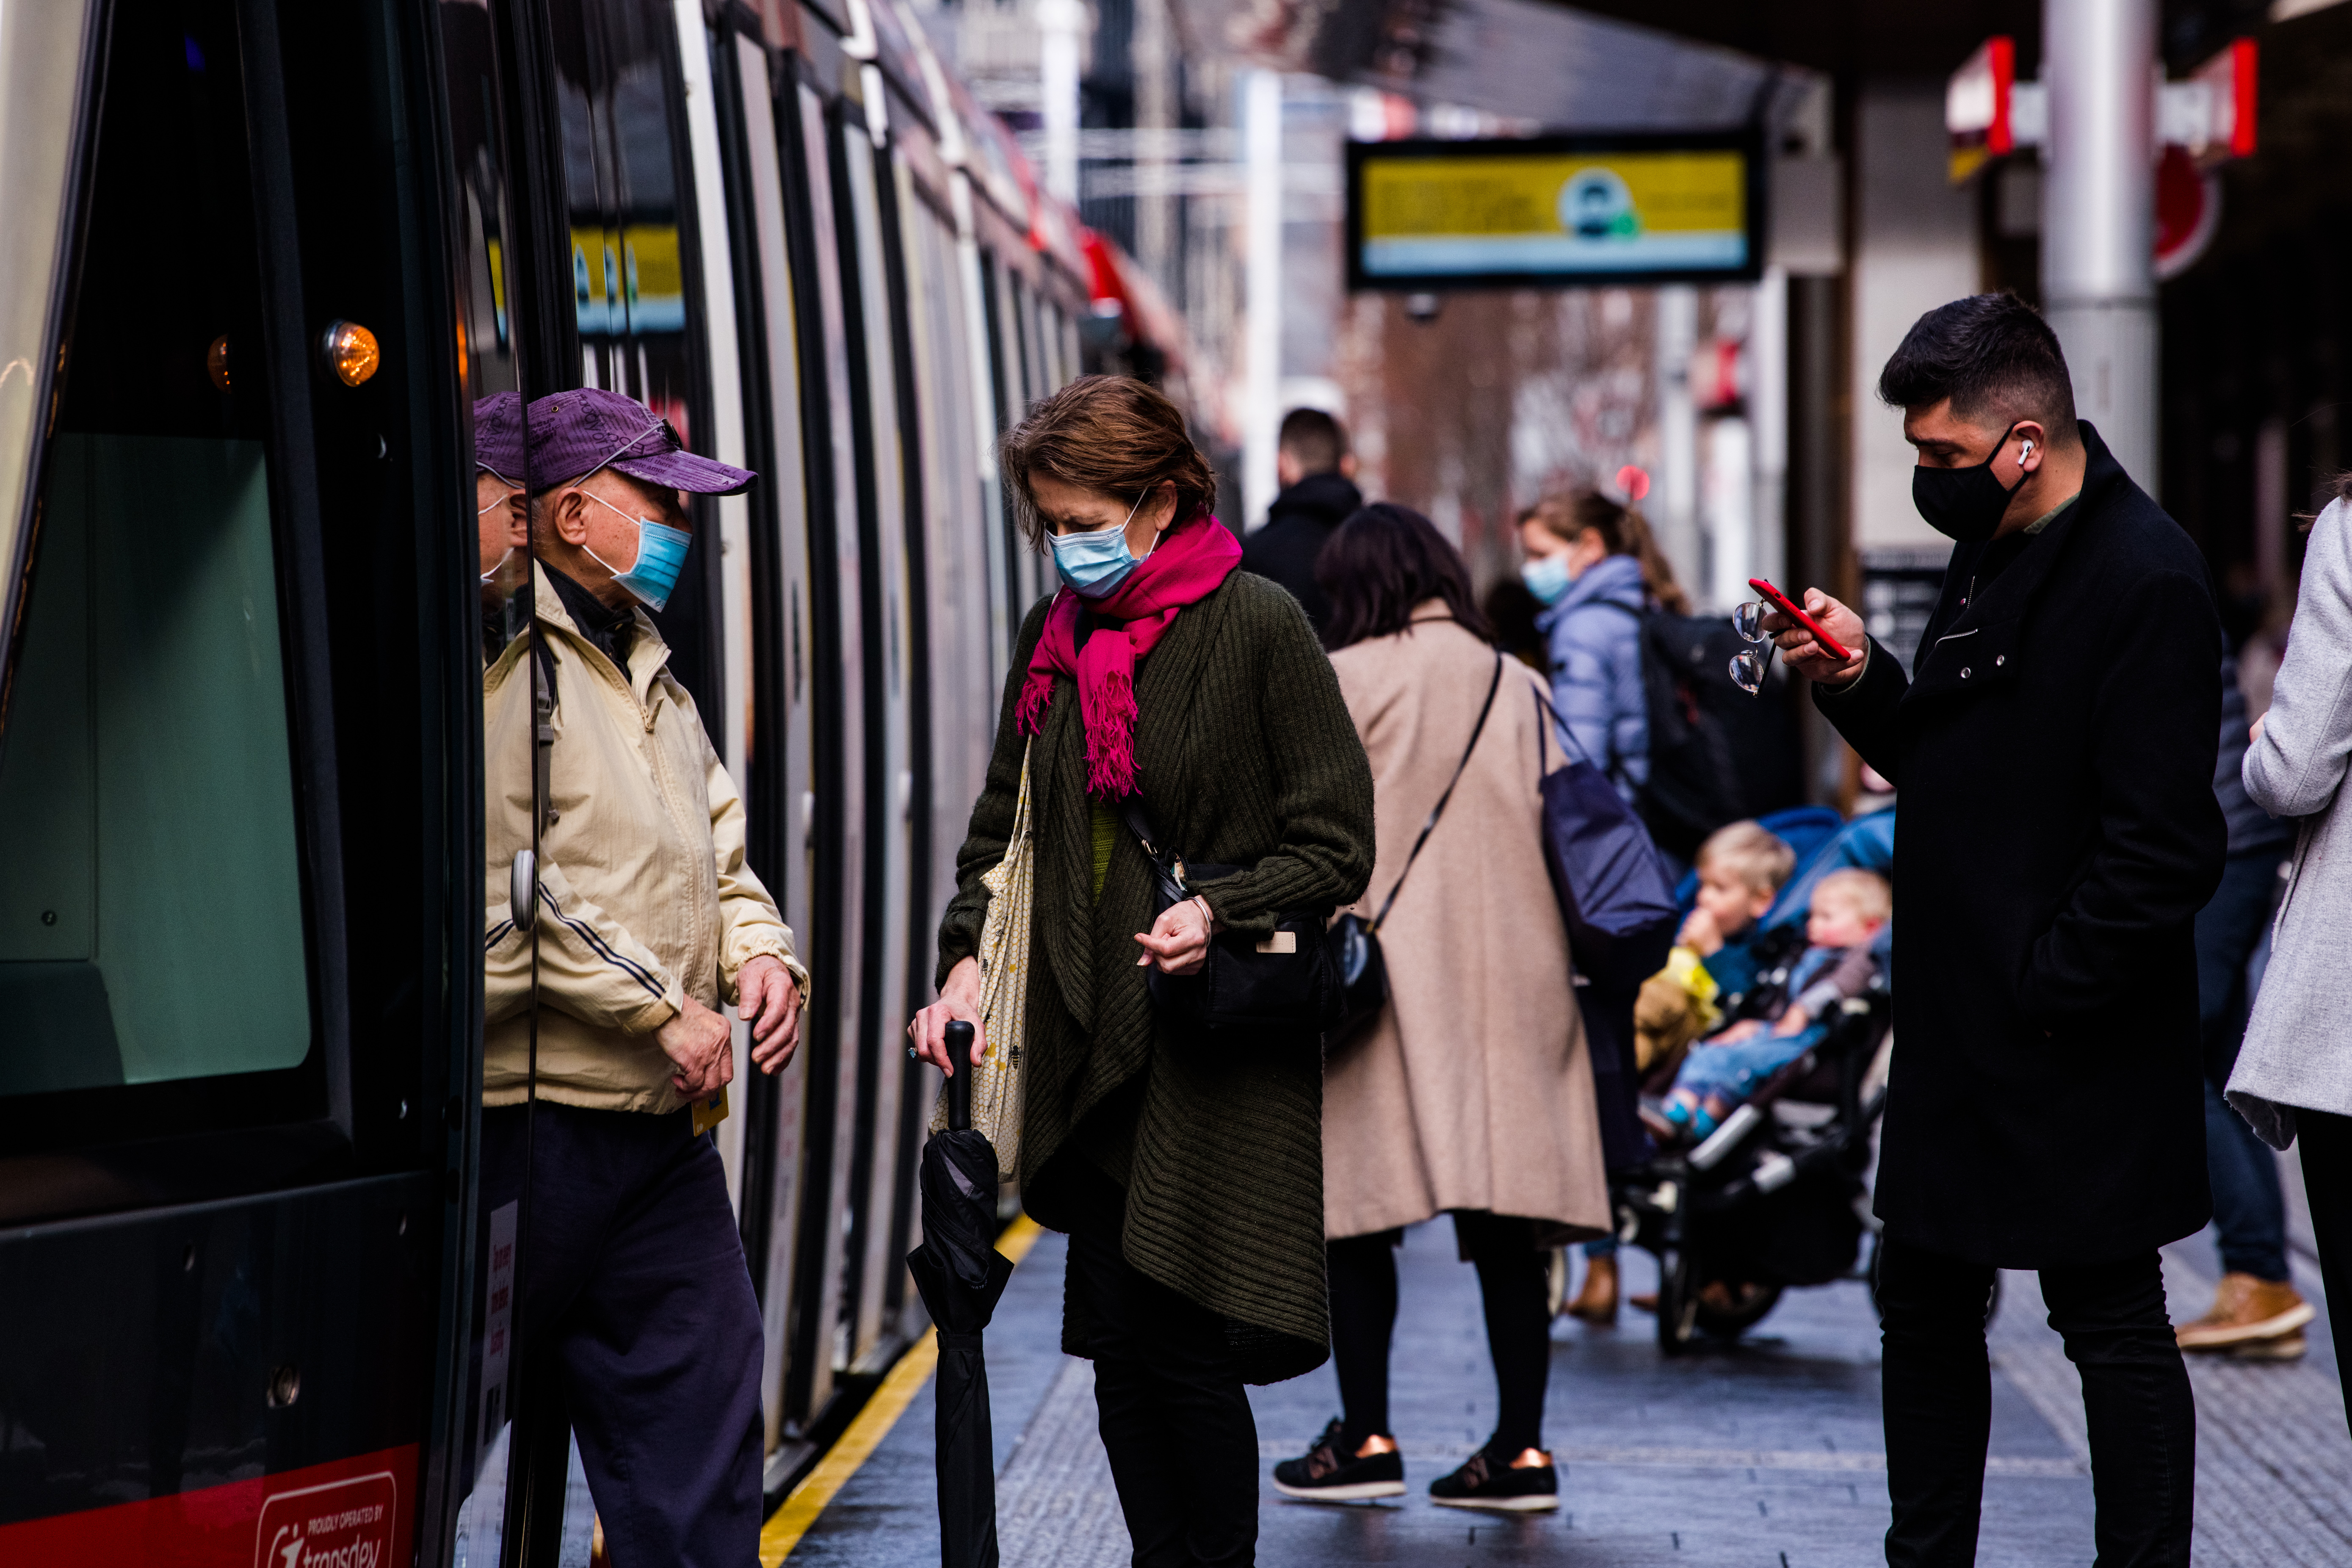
[1611,813,1896,1354]
[1645,868,1890,1143]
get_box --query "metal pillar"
[1653,285,1700,595]
[1038,0,1084,205]
[2042,0,2158,486]
[1242,69,1283,530]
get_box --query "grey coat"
[2230,498,2352,1148]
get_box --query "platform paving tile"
[792,1220,2114,1565]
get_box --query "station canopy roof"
[1189,0,2047,133]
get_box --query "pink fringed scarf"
[1017,514,1242,796]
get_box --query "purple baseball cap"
[526,387,755,496]
[474,391,525,484]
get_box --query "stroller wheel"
[1656,1244,1698,1356]
[1694,1280,1784,1340]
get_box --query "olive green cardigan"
[937,570,1375,1383]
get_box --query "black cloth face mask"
[1912,421,2029,543]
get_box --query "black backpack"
[1598,607,1800,863]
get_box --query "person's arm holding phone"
[1761,588,1907,785]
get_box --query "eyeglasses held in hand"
[1730,602,1769,695]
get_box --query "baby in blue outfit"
[1649,868,1890,1142]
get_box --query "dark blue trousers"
[2196,849,2290,1282]
[482,1102,765,1568]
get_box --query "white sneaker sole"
[1430,1492,1560,1512]
[2178,1300,2317,1350]
[1273,1480,1407,1502]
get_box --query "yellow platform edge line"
[758,1213,1046,1565]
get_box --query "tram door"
[0,0,480,1561]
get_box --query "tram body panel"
[0,0,1117,1550]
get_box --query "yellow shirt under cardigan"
[481,565,807,1114]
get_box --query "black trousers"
[1065,1228,1259,1567]
[2298,1109,2352,1440]
[1877,1237,2193,1568]
[478,1104,765,1568]
[1327,1211,1551,1455]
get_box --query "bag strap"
[1370,651,1506,932]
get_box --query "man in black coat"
[1767,294,2224,1566]
[1239,407,1362,634]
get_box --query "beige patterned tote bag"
[930,741,1032,1174]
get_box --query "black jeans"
[1328,1211,1551,1455]
[1878,1238,2193,1568]
[2197,848,2291,1280]
[1065,1228,1259,1567]
[2299,1109,2352,1440]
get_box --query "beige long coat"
[1324,611,1610,1241]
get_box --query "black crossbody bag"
[1118,796,1343,1040]
[1325,651,1505,1045]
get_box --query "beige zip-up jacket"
[483,566,805,1114]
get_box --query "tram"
[0,0,1169,1559]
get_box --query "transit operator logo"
[254,1471,398,1568]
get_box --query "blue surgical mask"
[1521,553,1573,606]
[1047,490,1152,598]
[583,487,693,611]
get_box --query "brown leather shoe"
[1565,1255,1618,1325]
[2176,1272,2315,1351]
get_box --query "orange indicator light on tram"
[321,319,380,386]
[207,334,230,390]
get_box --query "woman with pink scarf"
[912,376,1374,1565]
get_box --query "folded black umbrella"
[908,1022,1014,1568]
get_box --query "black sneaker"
[1272,1418,1406,1502]
[1428,1447,1559,1512]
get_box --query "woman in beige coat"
[1269,503,1609,1514]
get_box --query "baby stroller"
[1615,809,1896,1355]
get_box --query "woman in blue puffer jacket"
[1517,490,1689,802]
[1516,487,1690,1328]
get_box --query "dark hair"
[1877,292,2079,445]
[1000,375,1218,549]
[1315,503,1490,650]
[1523,491,1690,616]
[1277,407,1348,473]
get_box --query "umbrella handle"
[945,1021,974,1132]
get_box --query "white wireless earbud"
[2020,438,2036,462]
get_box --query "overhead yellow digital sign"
[1347,135,1759,289]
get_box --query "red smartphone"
[1748,578,1854,663]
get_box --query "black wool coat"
[1816,423,2226,1268]
[1238,471,1363,635]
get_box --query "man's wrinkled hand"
[656,995,734,1098]
[742,956,803,1074]
[1763,590,1868,688]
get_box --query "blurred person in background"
[1772,293,2222,1564]
[1517,490,1687,801]
[1271,502,1607,1513]
[2229,478,2352,1432]
[1517,489,1691,1326]
[2176,642,2309,1358]
[1240,406,1362,636]
[913,376,1374,1567]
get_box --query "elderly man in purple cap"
[474,392,528,659]
[482,387,806,1564]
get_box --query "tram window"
[0,0,309,1099]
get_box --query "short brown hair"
[1278,407,1348,473]
[1526,490,1690,617]
[1812,868,1892,925]
[1695,821,1795,896]
[1000,375,1217,549]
